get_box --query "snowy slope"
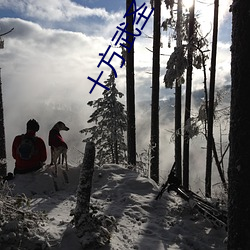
[1,164,227,250]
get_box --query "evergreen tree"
[150,0,161,184]
[126,0,136,166]
[228,0,250,248]
[0,69,6,177]
[81,71,127,166]
[163,1,210,187]
[0,28,14,177]
[183,0,195,190]
[205,0,219,198]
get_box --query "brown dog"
[48,121,69,176]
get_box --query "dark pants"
[14,165,43,175]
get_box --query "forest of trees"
[1,0,250,248]
[79,0,250,248]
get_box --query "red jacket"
[48,128,68,149]
[12,131,47,171]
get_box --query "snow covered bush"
[0,180,52,250]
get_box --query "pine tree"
[0,28,14,177]
[183,0,195,190]
[126,0,136,166]
[205,0,219,198]
[163,1,210,187]
[0,69,7,177]
[175,0,183,184]
[81,71,127,166]
[150,0,161,184]
[228,0,250,248]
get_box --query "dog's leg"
[61,153,65,166]
[61,149,68,171]
[65,152,68,171]
[57,154,61,164]
[52,149,60,177]
[50,147,54,165]
[54,163,58,177]
[61,150,69,183]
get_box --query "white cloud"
[0,0,232,177]
[0,0,120,21]
[1,18,121,105]
[194,0,232,38]
[0,17,119,168]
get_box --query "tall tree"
[205,0,219,197]
[163,0,185,182]
[80,71,127,166]
[0,28,14,177]
[150,0,161,184]
[0,68,6,177]
[183,0,195,190]
[175,0,183,183]
[126,0,136,166]
[228,0,250,248]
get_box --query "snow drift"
[0,164,227,250]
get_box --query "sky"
[0,0,232,189]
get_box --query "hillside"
[0,164,227,250]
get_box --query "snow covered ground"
[1,164,227,250]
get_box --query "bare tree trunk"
[150,0,161,184]
[114,140,118,164]
[228,0,250,248]
[74,142,95,227]
[126,0,136,166]
[0,69,7,177]
[205,0,219,197]
[211,137,227,191]
[74,142,116,248]
[183,0,195,190]
[0,30,14,177]
[175,0,183,183]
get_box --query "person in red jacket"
[12,119,47,174]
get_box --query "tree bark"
[175,0,183,183]
[114,140,118,164]
[0,69,7,177]
[74,142,95,227]
[205,0,219,198]
[183,0,195,190]
[74,142,116,248]
[150,0,161,184]
[126,0,136,166]
[211,137,227,191]
[228,0,250,249]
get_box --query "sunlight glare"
[183,0,194,9]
